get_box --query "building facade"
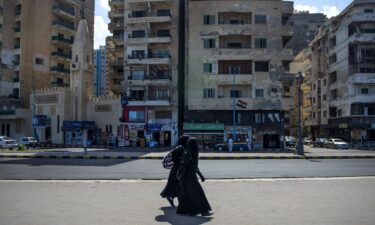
[185,0,295,149]
[295,0,375,142]
[93,46,107,96]
[108,0,180,147]
[0,0,94,139]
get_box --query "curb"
[1,154,375,160]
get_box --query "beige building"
[293,0,375,142]
[108,0,180,147]
[0,0,94,138]
[184,0,294,149]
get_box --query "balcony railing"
[14,44,20,49]
[50,82,69,87]
[15,10,21,16]
[51,51,71,60]
[128,74,171,80]
[53,4,75,17]
[51,36,74,44]
[51,67,70,74]
[128,12,171,18]
[14,27,21,32]
[53,21,74,31]
[128,54,170,59]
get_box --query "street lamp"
[296,72,304,155]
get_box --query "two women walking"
[161,135,212,216]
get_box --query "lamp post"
[296,72,304,155]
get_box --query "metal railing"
[128,11,171,18]
[52,51,71,59]
[128,53,171,59]
[53,4,75,16]
[51,36,74,44]
[53,21,74,30]
[51,67,70,74]
[128,74,171,80]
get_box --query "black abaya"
[176,138,211,215]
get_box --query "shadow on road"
[155,206,212,225]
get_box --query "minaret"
[70,20,93,121]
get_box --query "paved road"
[1,177,374,225]
[1,158,375,179]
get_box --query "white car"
[0,138,18,150]
[18,137,38,148]
[325,138,349,149]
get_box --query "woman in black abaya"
[176,137,212,216]
[160,135,190,206]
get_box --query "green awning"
[183,123,224,131]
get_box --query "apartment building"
[108,0,179,147]
[185,0,294,149]
[298,0,375,141]
[0,0,94,138]
[290,12,327,56]
[93,46,107,96]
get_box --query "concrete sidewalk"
[1,146,375,159]
[1,177,375,225]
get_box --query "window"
[230,90,240,98]
[132,30,145,38]
[323,79,326,86]
[155,111,172,119]
[337,109,342,117]
[129,111,145,122]
[329,71,337,83]
[203,88,215,98]
[203,39,215,48]
[313,97,316,103]
[255,113,264,124]
[323,94,327,101]
[313,83,316,90]
[157,90,169,100]
[255,38,267,48]
[203,15,215,25]
[229,66,240,74]
[203,63,213,73]
[255,14,267,24]
[255,89,264,98]
[364,9,373,13]
[157,9,170,17]
[35,57,44,65]
[80,8,85,19]
[157,29,170,37]
[323,111,327,118]
[227,42,242,48]
[329,54,337,65]
[361,88,369,94]
[131,70,145,80]
[254,61,269,72]
[313,112,316,119]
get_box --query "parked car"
[303,137,313,145]
[214,143,248,151]
[312,138,328,148]
[285,136,297,147]
[0,138,18,150]
[18,137,38,148]
[324,138,349,149]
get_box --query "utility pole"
[296,72,304,155]
[232,73,236,142]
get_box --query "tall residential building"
[185,0,294,149]
[93,46,107,96]
[0,0,94,138]
[290,12,327,56]
[295,0,375,141]
[109,0,180,146]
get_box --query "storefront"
[61,121,98,145]
[183,123,224,149]
[145,124,172,147]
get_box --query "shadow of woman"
[155,206,213,225]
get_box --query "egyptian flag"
[236,99,247,109]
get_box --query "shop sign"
[32,115,51,128]
[36,94,58,104]
[146,124,163,131]
[183,123,224,131]
[95,104,112,112]
[128,124,144,130]
[339,123,348,129]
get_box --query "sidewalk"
[1,146,375,159]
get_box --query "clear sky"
[93,0,354,49]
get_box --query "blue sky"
[94,0,354,49]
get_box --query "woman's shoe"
[201,211,213,216]
[167,197,175,207]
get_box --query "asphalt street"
[1,177,374,225]
[1,158,375,179]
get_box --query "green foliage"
[17,144,27,151]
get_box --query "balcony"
[14,27,21,37]
[50,82,69,87]
[127,54,171,65]
[128,74,171,85]
[60,0,76,5]
[348,94,375,104]
[127,34,171,44]
[218,12,252,25]
[215,74,252,85]
[53,21,75,32]
[15,10,21,16]
[51,51,71,61]
[51,67,70,75]
[109,9,124,18]
[51,35,73,46]
[53,4,75,19]
[304,105,312,112]
[111,84,123,93]
[128,0,171,2]
[109,0,124,5]
[128,12,171,24]
[349,73,375,84]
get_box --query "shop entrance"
[263,134,280,148]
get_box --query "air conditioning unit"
[71,62,80,71]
